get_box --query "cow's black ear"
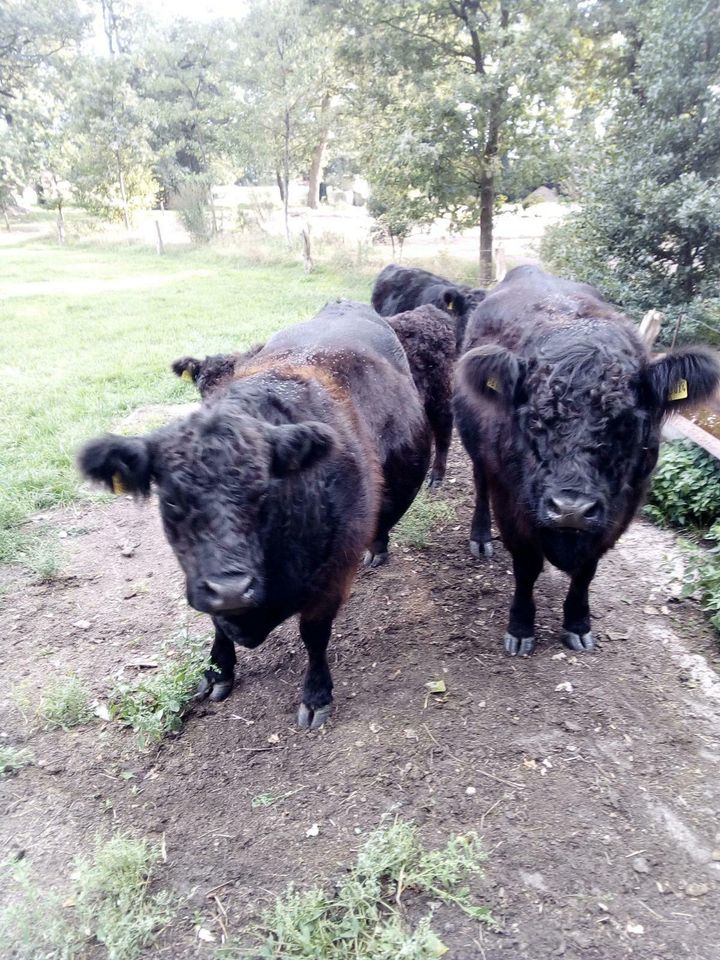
[270,422,336,476]
[78,435,154,497]
[647,346,720,415]
[171,356,202,383]
[457,344,524,405]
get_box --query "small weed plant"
[682,522,720,634]
[0,745,33,776]
[1,834,174,960]
[645,441,720,529]
[109,634,209,747]
[38,675,93,730]
[394,490,456,549]
[221,819,492,960]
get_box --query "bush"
[682,522,720,634]
[644,442,720,529]
[175,179,215,243]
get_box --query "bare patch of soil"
[2,442,720,959]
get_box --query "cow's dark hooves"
[194,671,234,703]
[427,476,444,490]
[297,702,332,730]
[562,630,595,652]
[470,539,493,560]
[363,549,389,569]
[504,632,535,657]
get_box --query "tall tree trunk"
[307,93,331,209]
[116,150,130,231]
[57,199,65,244]
[207,182,218,236]
[479,176,494,287]
[283,109,291,248]
[276,170,285,202]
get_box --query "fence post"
[155,219,165,255]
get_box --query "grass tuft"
[0,834,174,960]
[220,819,492,960]
[38,675,94,730]
[394,491,456,549]
[108,634,209,747]
[0,745,34,776]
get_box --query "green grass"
[394,490,457,549]
[0,834,174,960]
[221,819,492,960]
[0,745,34,776]
[38,675,94,730]
[107,633,209,747]
[0,234,371,563]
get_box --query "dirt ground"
[2,441,720,959]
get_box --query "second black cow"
[454,265,720,656]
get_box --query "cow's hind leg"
[426,396,452,489]
[470,459,493,559]
[364,444,429,568]
[195,624,236,702]
[505,547,543,657]
[561,560,598,652]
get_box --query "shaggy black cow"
[80,302,431,728]
[371,264,486,352]
[172,303,456,488]
[454,265,720,657]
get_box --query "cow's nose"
[195,574,257,613]
[544,494,602,529]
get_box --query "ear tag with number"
[181,369,193,382]
[486,377,499,393]
[668,379,688,401]
[112,472,128,495]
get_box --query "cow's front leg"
[470,460,493,559]
[562,560,598,652]
[505,547,543,656]
[297,615,335,730]
[195,624,236,702]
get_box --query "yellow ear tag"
[486,377,499,392]
[668,378,688,401]
[112,472,128,495]
[181,369,193,382]
[447,301,455,312]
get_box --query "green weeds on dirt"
[682,522,720,634]
[107,634,209,747]
[222,819,492,960]
[0,745,34,776]
[1,834,174,960]
[38,675,94,730]
[394,490,456,549]
[645,441,720,529]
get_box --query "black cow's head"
[78,402,335,615]
[459,332,720,565]
[172,344,265,399]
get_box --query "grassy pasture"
[0,239,371,562]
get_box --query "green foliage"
[0,835,174,960]
[38,675,93,730]
[394,491,456,549]
[644,442,720,529]
[175,178,214,243]
[0,745,33,776]
[541,0,720,343]
[221,819,491,959]
[108,635,209,747]
[682,523,720,634]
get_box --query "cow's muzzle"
[189,574,259,614]
[541,493,603,531]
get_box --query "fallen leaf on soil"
[606,630,630,642]
[643,605,659,616]
[523,758,539,770]
[267,733,280,744]
[306,823,320,838]
[73,620,91,630]
[555,681,573,693]
[685,882,710,897]
[425,680,447,694]
[632,856,650,874]
[197,928,216,942]
[626,921,644,935]
[551,652,567,661]
[94,703,111,722]
[403,727,419,740]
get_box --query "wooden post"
[155,219,165,255]
[301,227,313,274]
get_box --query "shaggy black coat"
[80,303,431,729]
[454,264,720,657]
[371,263,486,352]
[172,304,456,487]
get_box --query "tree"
[317,0,574,284]
[542,0,720,341]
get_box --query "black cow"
[454,265,720,657]
[371,264,486,352]
[172,304,456,488]
[80,302,431,728]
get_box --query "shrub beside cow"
[454,265,720,657]
[80,302,431,728]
